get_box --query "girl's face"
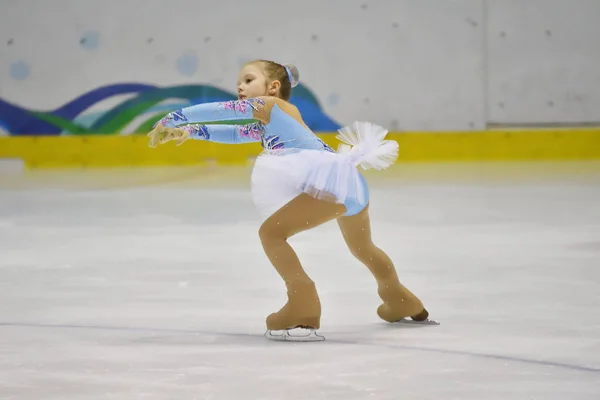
[237,63,280,100]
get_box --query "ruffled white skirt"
[250,121,399,219]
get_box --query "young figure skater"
[148,60,437,341]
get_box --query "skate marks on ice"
[0,321,265,344]
[1,321,598,374]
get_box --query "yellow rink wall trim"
[1,128,599,169]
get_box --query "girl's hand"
[147,125,190,148]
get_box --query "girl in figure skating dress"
[148,60,436,341]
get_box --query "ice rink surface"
[1,162,599,400]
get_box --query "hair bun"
[284,64,300,88]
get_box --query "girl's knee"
[258,219,288,242]
[258,222,274,242]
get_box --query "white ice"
[0,163,599,400]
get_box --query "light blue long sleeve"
[156,98,268,144]
[158,98,267,128]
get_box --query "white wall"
[0,0,598,131]
[486,0,600,126]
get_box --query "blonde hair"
[249,59,299,101]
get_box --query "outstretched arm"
[148,121,264,147]
[157,97,272,128]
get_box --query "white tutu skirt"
[251,148,367,219]
[250,121,399,219]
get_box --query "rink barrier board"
[1,128,599,168]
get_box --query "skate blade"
[265,328,325,342]
[395,318,440,326]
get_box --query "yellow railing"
[1,128,599,168]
